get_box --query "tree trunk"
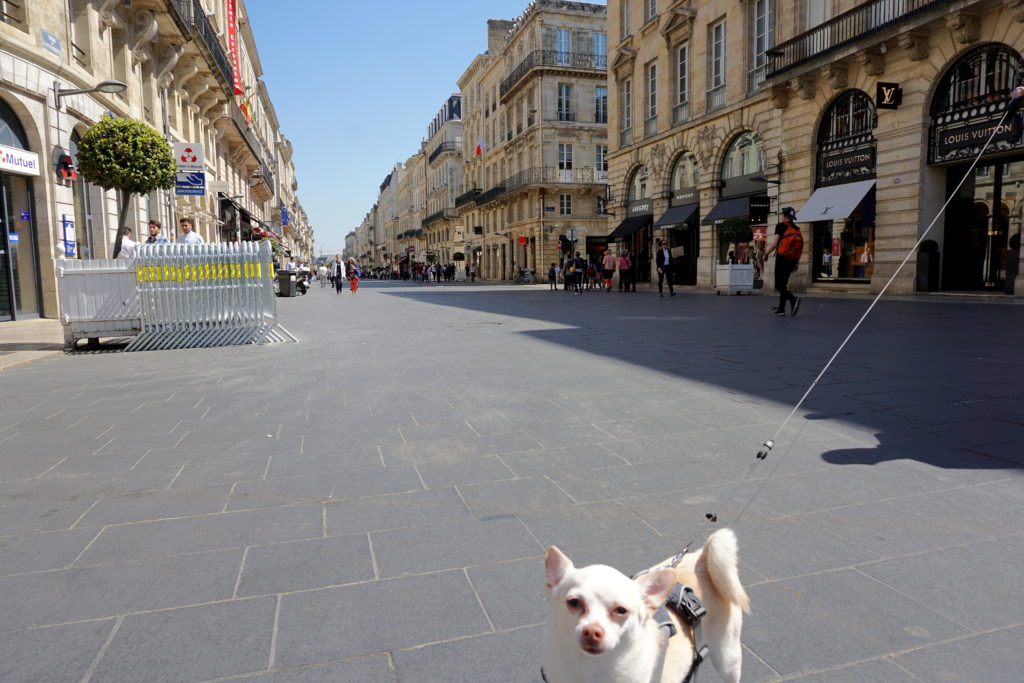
[111,193,132,259]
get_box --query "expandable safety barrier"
[124,241,296,351]
[58,257,142,348]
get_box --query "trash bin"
[278,270,296,297]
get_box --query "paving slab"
[1,283,1021,680]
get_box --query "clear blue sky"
[246,0,606,255]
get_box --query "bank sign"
[173,142,205,195]
[0,144,40,176]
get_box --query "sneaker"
[774,309,786,316]
[670,292,676,297]
[770,306,781,314]
[791,297,802,317]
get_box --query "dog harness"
[541,550,711,683]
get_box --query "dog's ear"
[636,569,676,615]
[544,546,573,596]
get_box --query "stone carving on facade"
[156,44,184,89]
[1005,0,1024,22]
[130,11,158,64]
[946,11,980,44]
[821,64,848,90]
[791,76,816,100]
[898,32,929,61]
[696,125,717,168]
[659,4,697,45]
[98,0,124,30]
[769,85,790,109]
[855,49,886,77]
[172,56,200,96]
[648,141,669,181]
[185,75,211,110]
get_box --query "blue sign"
[175,171,206,196]
[41,30,62,57]
[62,218,77,257]
[281,207,289,226]
[8,233,19,243]
[19,211,30,220]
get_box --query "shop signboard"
[0,144,40,176]
[173,143,205,196]
[518,236,528,245]
[20,211,30,220]
[748,196,770,224]
[752,226,767,242]
[936,120,1017,157]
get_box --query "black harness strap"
[665,585,710,683]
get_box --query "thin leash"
[698,100,1022,533]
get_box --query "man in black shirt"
[766,207,802,316]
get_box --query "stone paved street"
[1,281,1023,682]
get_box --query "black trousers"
[775,258,797,309]
[657,268,674,294]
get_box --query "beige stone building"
[457,1,610,282]
[422,95,465,270]
[0,0,312,323]
[608,0,1024,297]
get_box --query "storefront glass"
[812,191,876,282]
[1,173,40,317]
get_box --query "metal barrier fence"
[58,257,142,348]
[124,241,296,351]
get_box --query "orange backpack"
[778,225,804,261]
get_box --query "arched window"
[816,90,876,186]
[628,165,649,201]
[0,97,29,149]
[670,151,699,194]
[930,43,1024,163]
[721,131,763,180]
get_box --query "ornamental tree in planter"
[717,216,754,264]
[76,115,176,258]
[452,251,465,262]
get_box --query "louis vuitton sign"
[936,120,1017,156]
[876,82,901,110]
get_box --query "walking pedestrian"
[469,264,476,282]
[618,249,632,292]
[317,263,328,287]
[176,217,204,244]
[347,258,361,294]
[145,220,169,244]
[766,207,804,316]
[548,263,558,291]
[114,227,136,259]
[602,250,616,292]
[655,239,676,297]
[332,255,346,295]
[572,251,586,294]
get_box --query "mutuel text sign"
[0,144,40,176]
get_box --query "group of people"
[412,262,460,282]
[114,217,201,258]
[547,245,667,295]
[321,254,361,294]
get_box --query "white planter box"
[715,264,754,295]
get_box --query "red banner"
[226,0,244,96]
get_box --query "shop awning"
[607,214,652,241]
[796,179,876,222]
[654,203,698,229]
[702,197,754,224]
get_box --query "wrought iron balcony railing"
[428,141,460,165]
[766,0,955,78]
[191,0,233,89]
[455,188,481,208]
[500,50,608,98]
[644,115,658,139]
[473,167,612,207]
[620,127,633,148]
[475,185,506,206]
[672,101,689,127]
[707,84,726,112]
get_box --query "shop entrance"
[0,172,40,319]
[943,160,1023,291]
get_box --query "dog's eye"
[614,606,629,616]
[566,598,582,609]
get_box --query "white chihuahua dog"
[542,528,750,683]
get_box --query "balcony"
[672,101,689,127]
[473,167,611,208]
[707,84,726,113]
[455,188,481,208]
[428,141,460,165]
[619,127,633,148]
[500,50,608,99]
[767,0,955,78]
[190,0,233,91]
[475,185,506,206]
[230,102,264,164]
[747,64,767,94]
[644,115,658,139]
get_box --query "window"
[708,21,727,110]
[646,62,657,119]
[621,0,632,39]
[558,143,573,170]
[595,86,608,124]
[670,151,699,196]
[674,43,689,124]
[560,193,572,215]
[67,0,90,65]
[645,0,657,23]
[1,0,26,29]
[806,0,830,28]
[628,166,649,201]
[623,78,632,129]
[750,0,773,92]
[593,144,606,174]
[593,32,607,68]
[722,131,764,179]
[557,84,573,121]
[556,28,570,65]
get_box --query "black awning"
[654,203,698,229]
[607,214,652,241]
[701,197,751,225]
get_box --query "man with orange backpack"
[767,206,803,316]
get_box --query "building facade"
[0,0,312,323]
[607,0,1024,297]
[422,95,465,270]
[458,1,610,282]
